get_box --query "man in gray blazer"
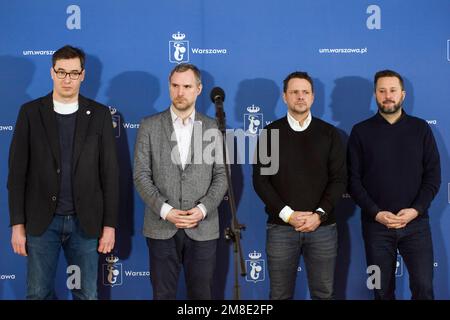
[134,63,227,299]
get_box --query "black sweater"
[347,112,441,222]
[253,116,347,226]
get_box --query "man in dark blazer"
[134,63,227,299]
[7,45,119,300]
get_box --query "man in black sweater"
[253,71,346,300]
[8,45,119,299]
[347,70,441,300]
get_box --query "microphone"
[210,87,225,104]
[210,87,226,131]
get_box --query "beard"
[172,98,193,112]
[377,99,402,115]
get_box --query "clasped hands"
[288,211,321,233]
[166,207,203,229]
[375,208,418,229]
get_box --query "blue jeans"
[362,217,434,300]
[266,223,337,300]
[146,230,217,300]
[26,215,99,300]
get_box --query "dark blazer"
[7,93,119,237]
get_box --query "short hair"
[283,71,314,93]
[169,63,202,85]
[374,69,404,91]
[52,45,85,70]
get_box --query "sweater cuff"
[368,205,381,221]
[411,205,424,216]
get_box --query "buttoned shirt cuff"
[316,208,325,213]
[160,203,174,220]
[197,203,207,220]
[279,206,294,223]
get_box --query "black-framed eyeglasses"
[53,68,84,80]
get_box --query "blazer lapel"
[72,95,92,172]
[40,94,60,168]
[162,109,183,171]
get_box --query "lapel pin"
[86,110,91,115]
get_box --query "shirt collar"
[170,106,195,125]
[287,111,312,131]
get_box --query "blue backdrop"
[1,0,449,300]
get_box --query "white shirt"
[160,107,207,220]
[279,111,324,223]
[170,107,195,169]
[53,100,78,115]
[287,111,311,132]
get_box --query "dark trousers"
[362,217,434,300]
[146,229,217,300]
[266,223,338,300]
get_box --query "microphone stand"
[215,100,246,300]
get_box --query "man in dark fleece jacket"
[253,71,346,300]
[348,69,441,300]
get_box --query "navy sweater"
[347,112,441,222]
[55,111,77,215]
[253,116,347,226]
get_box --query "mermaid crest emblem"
[103,254,123,287]
[245,251,265,283]
[169,31,189,64]
[244,105,263,136]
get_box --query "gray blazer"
[134,109,228,241]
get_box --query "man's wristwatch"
[314,210,328,223]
